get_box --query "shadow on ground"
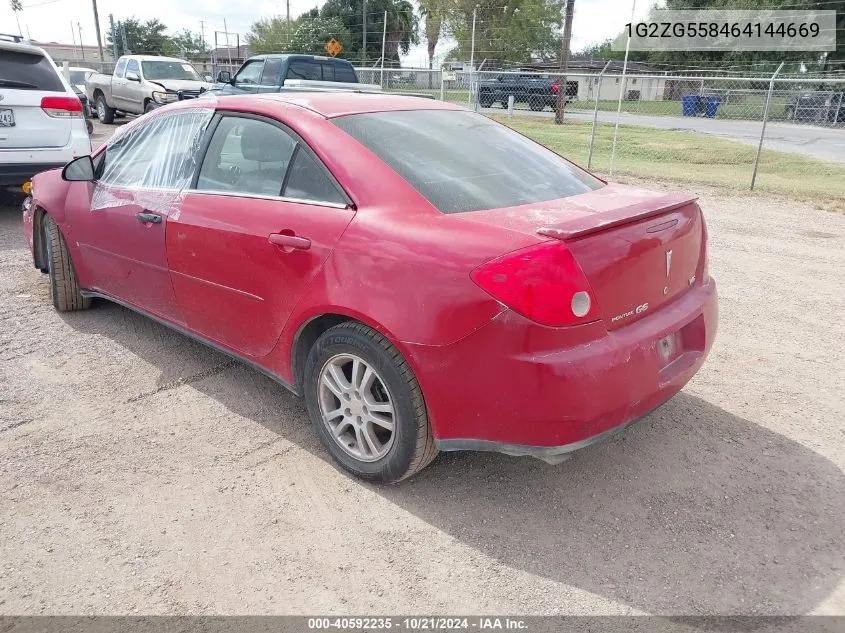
[61,299,845,616]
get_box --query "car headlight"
[152,91,176,104]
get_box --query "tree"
[107,17,169,55]
[320,0,418,65]
[164,29,209,57]
[419,0,444,72]
[246,16,297,54]
[247,15,352,56]
[9,0,22,37]
[290,16,352,56]
[443,0,565,68]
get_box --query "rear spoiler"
[536,192,698,241]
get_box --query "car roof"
[249,54,353,65]
[214,91,464,118]
[0,39,47,56]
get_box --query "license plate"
[657,332,681,365]
[0,108,14,127]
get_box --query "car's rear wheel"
[43,216,90,312]
[479,95,493,108]
[303,322,437,483]
[96,95,115,124]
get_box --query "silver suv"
[0,35,91,186]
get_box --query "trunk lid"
[463,184,704,330]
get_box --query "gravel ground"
[1,125,844,615]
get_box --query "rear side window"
[320,63,335,81]
[0,50,64,91]
[334,64,357,83]
[260,58,283,87]
[333,110,603,214]
[286,60,320,81]
[196,117,296,197]
[284,149,345,204]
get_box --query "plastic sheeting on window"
[91,106,216,215]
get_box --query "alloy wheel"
[318,353,396,463]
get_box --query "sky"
[1,0,653,65]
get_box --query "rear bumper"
[0,162,67,186]
[407,279,718,454]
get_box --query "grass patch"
[490,115,845,210]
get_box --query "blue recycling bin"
[705,96,722,118]
[682,95,701,116]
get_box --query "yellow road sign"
[324,38,343,57]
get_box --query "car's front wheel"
[96,95,115,124]
[43,216,90,312]
[303,322,437,483]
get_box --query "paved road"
[480,105,845,164]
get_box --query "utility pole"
[77,23,85,60]
[109,14,118,59]
[70,21,78,57]
[200,20,206,51]
[91,0,104,60]
[121,20,129,54]
[554,0,574,124]
[362,0,367,65]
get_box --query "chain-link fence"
[350,66,844,199]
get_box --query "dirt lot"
[1,136,844,615]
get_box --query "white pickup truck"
[85,55,211,123]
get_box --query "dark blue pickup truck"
[210,54,361,95]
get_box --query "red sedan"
[22,93,717,482]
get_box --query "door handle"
[269,232,311,251]
[136,212,162,224]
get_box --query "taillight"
[552,81,559,94]
[699,211,710,283]
[41,96,83,118]
[471,242,600,327]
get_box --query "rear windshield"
[0,50,64,92]
[69,70,92,85]
[332,110,603,214]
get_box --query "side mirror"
[217,70,231,83]
[126,71,140,82]
[204,74,213,82]
[62,155,96,182]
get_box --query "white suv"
[0,35,91,186]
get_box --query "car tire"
[144,101,156,114]
[303,322,437,483]
[43,216,91,312]
[479,96,493,108]
[96,95,115,124]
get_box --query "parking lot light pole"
[750,62,784,191]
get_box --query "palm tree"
[10,0,23,37]
[419,0,443,86]
[384,0,417,67]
